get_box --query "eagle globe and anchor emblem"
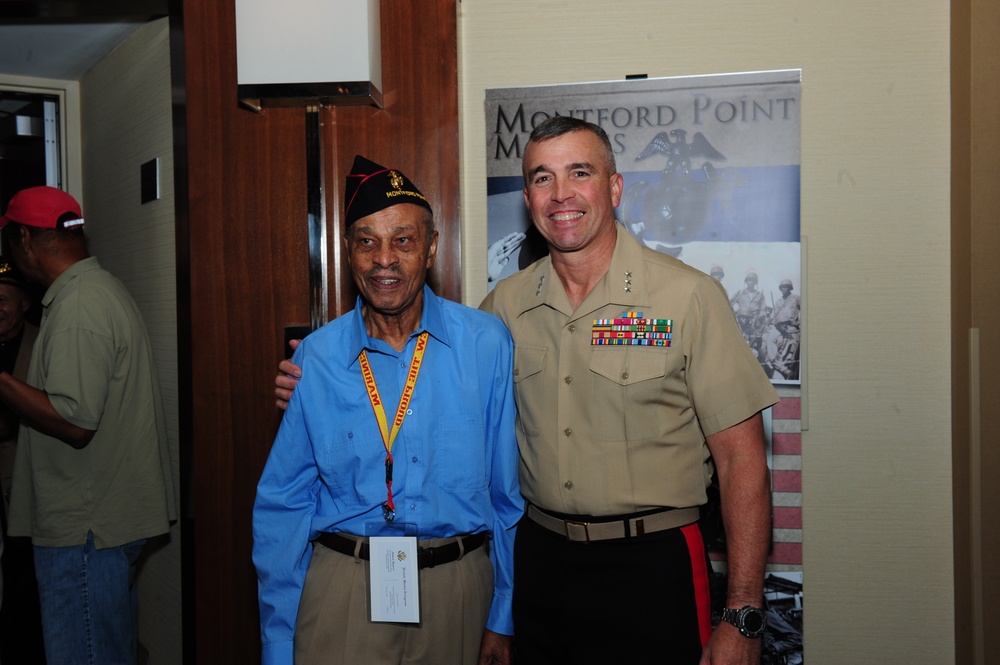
[389,170,405,190]
[620,129,732,258]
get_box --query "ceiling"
[0,21,146,124]
[0,21,147,173]
[0,0,167,87]
[0,16,157,193]
[0,22,146,81]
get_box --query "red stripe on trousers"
[682,522,713,647]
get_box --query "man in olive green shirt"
[0,186,175,665]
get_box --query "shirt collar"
[512,223,650,322]
[346,284,450,364]
[41,256,101,308]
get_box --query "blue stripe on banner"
[488,166,800,243]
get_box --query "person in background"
[0,186,176,665]
[763,278,801,380]
[730,269,765,337]
[0,258,45,664]
[255,156,521,665]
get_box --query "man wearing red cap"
[0,186,176,665]
[254,157,522,665]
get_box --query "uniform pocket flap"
[590,349,667,386]
[513,345,546,383]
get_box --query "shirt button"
[564,427,572,437]
[568,324,576,333]
[513,368,520,377]
[411,456,418,463]
[621,371,629,381]
[409,504,416,510]
[564,481,573,490]
[406,409,413,415]
[564,376,572,384]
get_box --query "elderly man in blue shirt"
[253,156,522,665]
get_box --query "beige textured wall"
[458,2,953,663]
[79,18,181,665]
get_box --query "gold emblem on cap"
[389,171,404,191]
[0,263,10,275]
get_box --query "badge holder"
[365,521,420,624]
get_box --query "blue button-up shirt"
[253,287,522,664]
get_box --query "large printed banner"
[485,70,802,384]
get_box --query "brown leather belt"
[315,531,487,569]
[527,504,700,543]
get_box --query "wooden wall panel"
[323,0,461,313]
[177,1,459,661]
[952,1,1000,662]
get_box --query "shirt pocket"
[588,348,670,441]
[433,418,489,492]
[317,428,382,506]
[511,344,547,437]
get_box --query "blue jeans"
[33,531,146,665]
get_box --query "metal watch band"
[721,605,767,638]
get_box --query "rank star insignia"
[390,171,404,190]
[623,271,632,293]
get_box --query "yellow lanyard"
[359,331,429,522]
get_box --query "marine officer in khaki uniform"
[478,116,778,665]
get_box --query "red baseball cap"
[0,186,84,230]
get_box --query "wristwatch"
[721,605,767,638]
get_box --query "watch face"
[742,608,765,633]
[723,606,766,637]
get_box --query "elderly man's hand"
[477,629,512,665]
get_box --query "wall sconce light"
[235,0,382,112]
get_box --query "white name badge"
[369,536,420,623]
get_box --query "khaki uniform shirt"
[481,224,778,516]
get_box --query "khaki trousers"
[295,536,493,665]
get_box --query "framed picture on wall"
[484,69,803,385]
